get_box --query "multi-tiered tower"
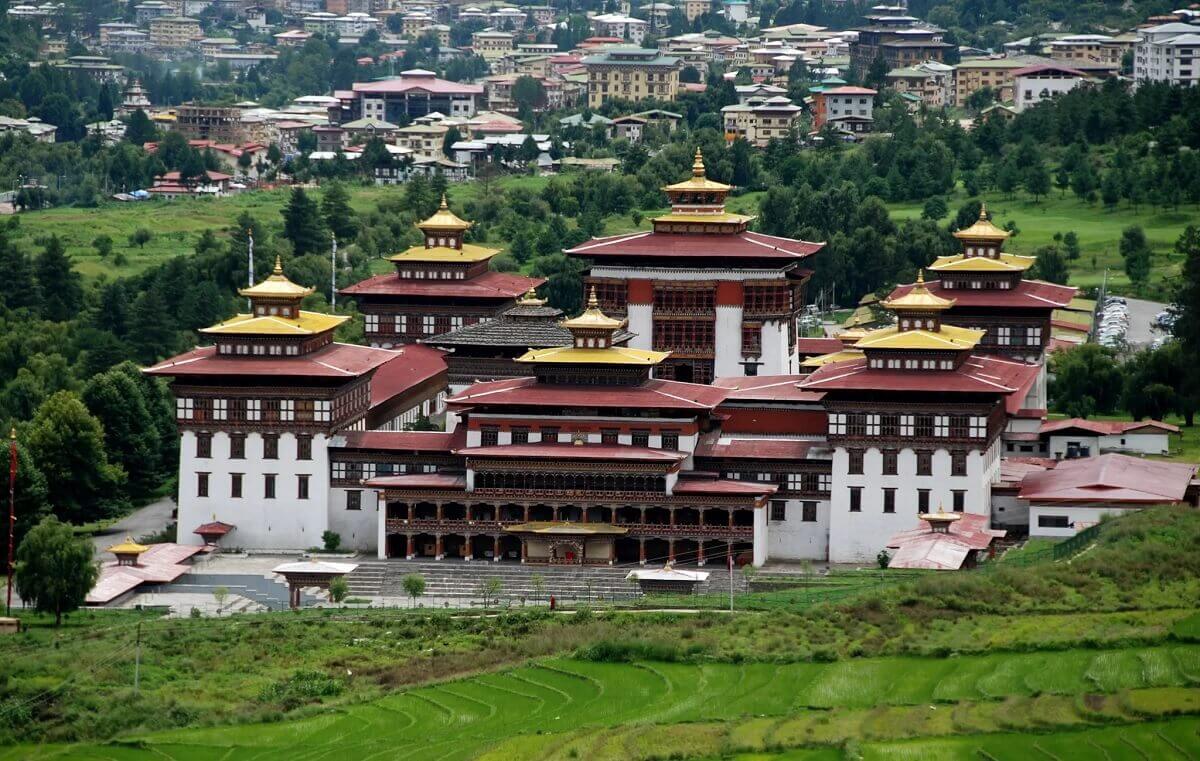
[566,149,824,383]
[340,197,542,347]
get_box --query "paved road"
[91,496,176,558]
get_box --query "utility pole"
[6,428,15,617]
[134,621,142,696]
[330,232,338,310]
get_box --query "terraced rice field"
[9,645,1200,760]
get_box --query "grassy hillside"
[888,190,1195,299]
[4,505,1200,757]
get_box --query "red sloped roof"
[339,272,543,300]
[458,443,687,462]
[565,230,824,262]
[337,429,462,452]
[194,521,234,536]
[365,473,467,490]
[886,513,1004,570]
[672,478,777,496]
[368,344,447,408]
[799,354,1041,412]
[795,337,845,355]
[1018,453,1196,504]
[713,374,824,402]
[694,435,819,460]
[447,376,728,410]
[889,278,1076,309]
[144,343,403,380]
[1038,418,1180,436]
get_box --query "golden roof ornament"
[663,146,732,193]
[417,194,472,232]
[518,286,546,306]
[953,202,1010,241]
[881,269,955,312]
[238,256,315,299]
[691,147,706,177]
[559,287,625,331]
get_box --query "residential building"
[811,86,876,133]
[721,96,804,147]
[149,16,202,50]
[582,47,680,108]
[1133,22,1200,86]
[1013,63,1088,112]
[886,60,954,108]
[953,56,1044,108]
[589,13,648,45]
[134,0,173,23]
[336,69,483,123]
[849,10,952,72]
[176,104,244,142]
[472,30,515,61]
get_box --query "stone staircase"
[348,560,749,602]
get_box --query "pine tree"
[97,83,114,121]
[281,187,327,255]
[125,109,157,146]
[82,369,161,499]
[96,281,130,336]
[127,288,176,363]
[321,182,358,242]
[34,235,82,322]
[0,232,41,312]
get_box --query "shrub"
[321,531,341,552]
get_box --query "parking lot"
[1096,296,1171,349]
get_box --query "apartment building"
[721,95,804,147]
[582,47,680,108]
[149,15,202,50]
[1134,22,1200,86]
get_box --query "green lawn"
[888,190,1197,299]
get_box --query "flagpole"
[246,228,255,312]
[330,232,337,310]
[728,550,733,613]
[7,427,16,617]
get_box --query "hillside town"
[4,0,1200,189]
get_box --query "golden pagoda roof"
[837,328,869,345]
[928,252,1035,272]
[416,195,471,232]
[107,536,149,554]
[239,257,315,299]
[389,243,499,263]
[516,346,670,365]
[200,311,348,336]
[853,323,984,352]
[882,271,955,311]
[651,211,754,225]
[920,506,962,524]
[518,286,546,306]
[560,288,626,331]
[663,148,733,193]
[952,203,1010,241]
[801,348,863,368]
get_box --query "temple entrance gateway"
[504,522,627,564]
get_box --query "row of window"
[196,472,310,500]
[479,426,681,450]
[177,398,333,423]
[364,314,466,334]
[829,413,988,439]
[217,342,302,356]
[725,472,832,493]
[847,487,966,513]
[769,500,818,522]
[196,432,313,460]
[396,268,467,280]
[867,357,956,370]
[847,449,968,476]
[332,461,438,480]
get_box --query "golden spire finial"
[586,286,599,310]
[692,147,705,177]
[439,194,449,209]
[272,255,283,275]
[8,427,14,440]
[978,202,988,220]
[915,268,926,287]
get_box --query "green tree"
[1071,162,1098,201]
[128,228,152,248]
[1120,225,1152,287]
[511,75,547,114]
[127,288,177,363]
[321,183,358,242]
[0,234,41,312]
[92,235,113,258]
[14,516,98,625]
[921,197,948,221]
[82,368,161,500]
[27,391,126,524]
[402,572,426,607]
[125,109,157,146]
[35,235,82,322]
[1049,344,1124,418]
[1030,245,1069,285]
[328,576,349,603]
[1024,162,1051,201]
[1062,231,1081,260]
[281,187,327,255]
